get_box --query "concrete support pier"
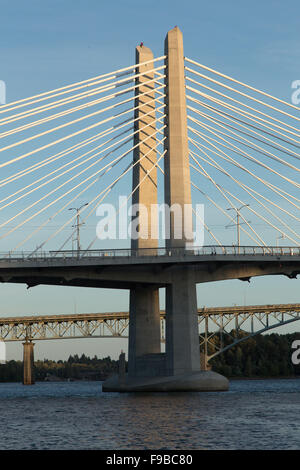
[23,340,35,385]
[128,286,161,377]
[165,268,200,376]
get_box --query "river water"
[0,378,299,450]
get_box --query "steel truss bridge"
[1,303,299,366]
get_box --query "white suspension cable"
[0,55,166,113]
[0,66,166,127]
[0,103,165,188]
[0,91,166,170]
[186,98,300,161]
[10,154,134,255]
[1,124,166,240]
[191,181,249,242]
[191,181,257,248]
[221,183,300,245]
[86,147,167,250]
[188,126,300,206]
[0,127,134,202]
[0,113,165,209]
[35,133,167,254]
[187,111,300,172]
[190,158,267,246]
[0,78,166,142]
[190,171,263,246]
[185,57,300,112]
[188,134,300,219]
[188,124,300,189]
[0,131,133,211]
[185,65,300,123]
[191,206,223,246]
[189,144,300,243]
[187,92,300,150]
[186,82,300,140]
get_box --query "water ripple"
[0,379,299,449]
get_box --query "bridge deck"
[0,303,299,325]
[0,246,299,269]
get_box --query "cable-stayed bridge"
[0,27,299,391]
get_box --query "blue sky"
[0,0,299,361]
[1,0,300,102]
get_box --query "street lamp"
[276,233,285,247]
[68,203,88,252]
[226,204,250,252]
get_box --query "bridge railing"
[0,245,299,262]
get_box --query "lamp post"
[226,204,250,253]
[68,203,88,252]
[276,233,285,247]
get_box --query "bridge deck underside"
[0,258,299,289]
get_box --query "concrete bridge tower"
[103,27,228,392]
[128,44,161,378]
[163,27,201,378]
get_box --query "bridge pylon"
[103,27,229,392]
[163,27,202,378]
[23,340,35,385]
[128,44,162,378]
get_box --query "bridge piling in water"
[128,286,161,377]
[165,268,200,376]
[23,340,35,385]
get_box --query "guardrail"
[0,245,299,262]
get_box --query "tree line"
[0,354,119,382]
[209,331,300,378]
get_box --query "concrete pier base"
[102,370,229,392]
